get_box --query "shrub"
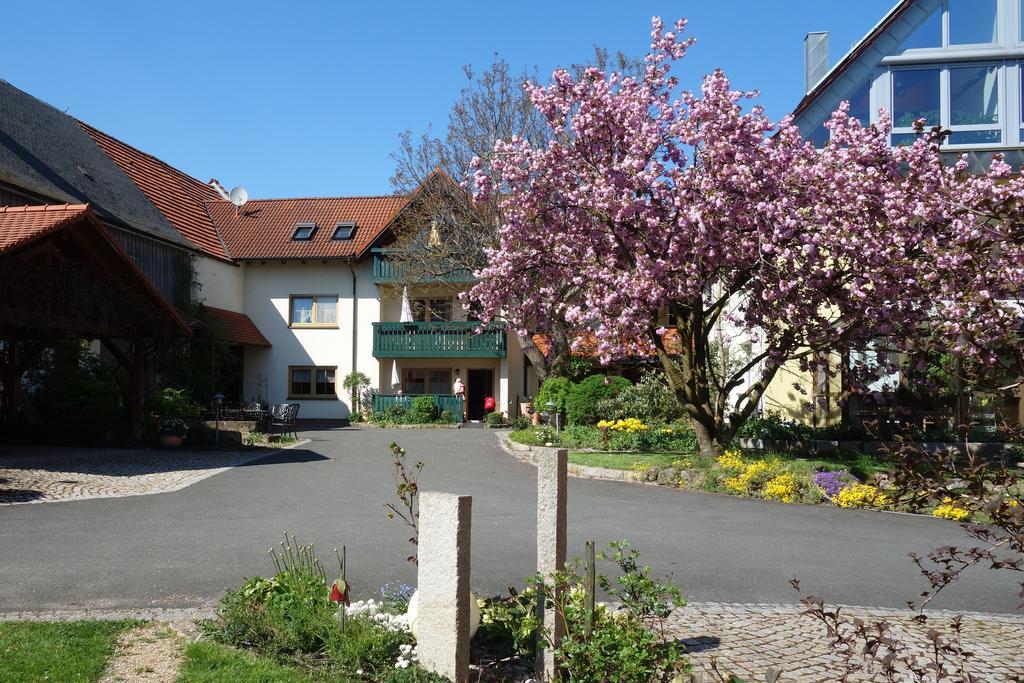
[595,369,684,423]
[509,415,531,431]
[560,425,604,449]
[349,412,364,423]
[536,376,574,413]
[565,375,631,426]
[385,403,408,421]
[149,387,202,419]
[813,470,857,498]
[408,396,439,424]
[485,411,504,427]
[439,409,455,424]
[738,411,814,442]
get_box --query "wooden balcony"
[372,321,506,358]
[372,249,476,285]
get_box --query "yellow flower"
[835,484,890,509]
[764,473,798,503]
[716,450,745,474]
[933,497,971,522]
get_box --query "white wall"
[194,255,245,312]
[241,260,379,419]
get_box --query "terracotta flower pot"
[160,435,183,448]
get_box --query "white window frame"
[889,62,1007,149]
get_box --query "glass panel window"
[893,69,940,127]
[290,368,312,396]
[428,369,451,394]
[807,119,829,147]
[402,368,452,395]
[315,368,336,396]
[290,295,338,326]
[948,130,1002,144]
[891,132,921,147]
[949,0,997,45]
[848,80,870,126]
[412,298,452,322]
[317,297,338,324]
[291,297,313,325]
[899,6,941,50]
[950,66,999,125]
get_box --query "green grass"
[0,619,137,683]
[509,427,558,446]
[178,641,323,682]
[569,451,682,469]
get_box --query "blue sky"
[3,0,895,198]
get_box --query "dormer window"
[332,221,356,240]
[292,222,317,241]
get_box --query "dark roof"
[0,79,194,250]
[206,195,409,260]
[792,0,915,120]
[80,122,230,261]
[204,306,271,347]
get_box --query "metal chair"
[270,403,300,438]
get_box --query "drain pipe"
[347,261,358,380]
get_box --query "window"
[807,118,830,148]
[289,366,336,398]
[890,64,1001,147]
[900,0,997,51]
[332,222,356,240]
[403,368,451,395]
[948,0,996,46]
[290,295,338,327]
[848,80,871,127]
[412,298,452,322]
[292,222,317,240]
[899,6,941,50]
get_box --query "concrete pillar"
[417,492,472,683]
[536,448,568,680]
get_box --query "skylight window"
[332,222,356,240]
[292,222,317,241]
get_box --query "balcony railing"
[372,321,506,358]
[372,249,477,284]
[371,394,464,418]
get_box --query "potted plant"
[159,418,188,448]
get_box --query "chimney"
[804,32,830,94]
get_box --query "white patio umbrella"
[391,287,414,392]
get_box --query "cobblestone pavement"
[670,602,1024,682]
[0,443,304,505]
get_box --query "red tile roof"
[79,121,231,261]
[204,306,271,347]
[205,195,409,260]
[0,203,92,253]
[531,328,683,361]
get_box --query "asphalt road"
[0,427,1019,614]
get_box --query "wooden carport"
[0,204,191,432]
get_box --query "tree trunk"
[518,331,549,385]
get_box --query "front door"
[467,368,494,421]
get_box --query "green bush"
[149,387,202,419]
[439,409,455,424]
[560,425,604,449]
[566,375,631,425]
[509,415,531,431]
[409,396,440,423]
[485,411,504,427]
[536,376,574,413]
[595,369,684,423]
[385,403,408,421]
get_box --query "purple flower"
[814,470,857,498]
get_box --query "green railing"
[372,321,506,358]
[372,249,476,284]
[372,394,464,417]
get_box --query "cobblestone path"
[671,602,1024,682]
[0,443,301,505]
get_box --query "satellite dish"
[229,186,249,207]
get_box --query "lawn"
[569,451,680,469]
[0,620,137,683]
[178,641,321,682]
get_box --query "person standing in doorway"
[453,371,466,421]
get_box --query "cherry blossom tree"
[468,17,1024,456]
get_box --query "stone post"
[536,448,568,680]
[417,492,472,683]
